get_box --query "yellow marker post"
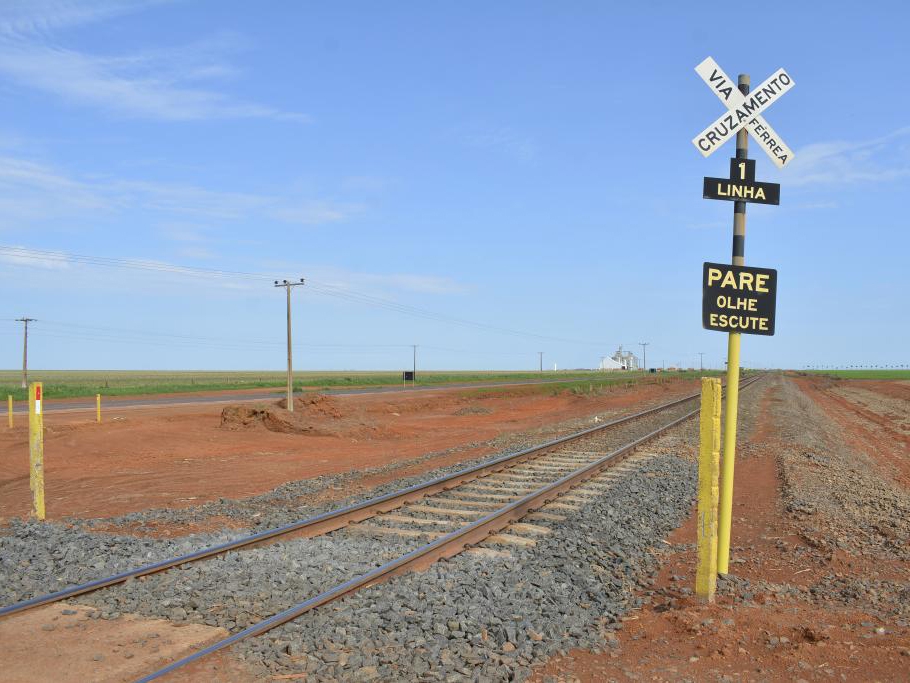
[7,394,12,428]
[696,377,722,602]
[96,393,101,423]
[28,382,45,520]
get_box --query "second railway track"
[2,376,761,681]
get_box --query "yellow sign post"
[7,395,12,429]
[717,333,741,574]
[28,382,45,520]
[696,377,722,602]
[96,393,102,423]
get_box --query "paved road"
[10,376,600,414]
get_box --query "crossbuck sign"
[692,57,795,168]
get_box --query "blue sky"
[0,0,907,372]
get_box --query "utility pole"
[412,344,417,383]
[600,356,606,371]
[16,318,36,388]
[699,352,705,371]
[538,351,543,372]
[274,279,305,412]
[638,342,649,373]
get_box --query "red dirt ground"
[793,376,910,489]
[0,378,695,523]
[531,378,910,682]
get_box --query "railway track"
[2,376,761,681]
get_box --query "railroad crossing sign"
[703,157,780,205]
[691,57,794,582]
[693,57,795,168]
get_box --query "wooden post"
[696,377,722,601]
[29,382,45,520]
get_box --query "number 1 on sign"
[738,162,746,180]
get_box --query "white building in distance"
[599,356,623,370]
[610,345,639,370]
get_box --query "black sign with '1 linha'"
[703,158,780,205]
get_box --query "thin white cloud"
[0,155,357,226]
[0,1,306,122]
[174,245,217,260]
[270,201,360,225]
[462,126,538,162]
[0,155,111,222]
[341,175,395,193]
[791,200,839,210]
[361,273,467,295]
[0,246,467,300]
[158,223,210,244]
[304,265,468,296]
[0,245,261,295]
[779,126,910,187]
[0,1,167,37]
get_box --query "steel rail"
[135,375,761,682]
[0,384,713,619]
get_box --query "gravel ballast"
[0,383,769,681]
[220,454,699,682]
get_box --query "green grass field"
[801,369,910,380]
[0,368,730,402]
[0,369,632,401]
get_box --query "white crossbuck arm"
[693,57,795,168]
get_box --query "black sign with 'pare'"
[703,262,777,336]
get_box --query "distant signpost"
[692,56,793,584]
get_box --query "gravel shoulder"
[792,374,910,489]
[531,374,910,682]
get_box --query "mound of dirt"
[220,397,339,435]
[275,393,343,418]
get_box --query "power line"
[16,321,409,352]
[3,322,557,358]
